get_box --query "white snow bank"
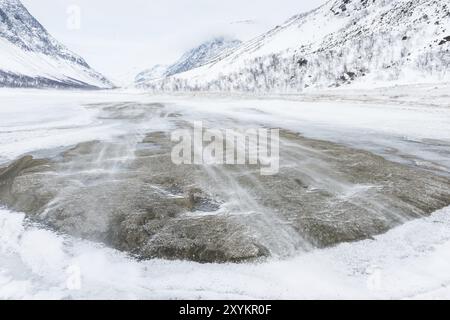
[1,205,450,300]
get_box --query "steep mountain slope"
[145,0,450,92]
[0,0,113,89]
[135,37,241,86]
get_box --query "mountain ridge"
[0,0,113,89]
[135,37,241,86]
[142,0,450,92]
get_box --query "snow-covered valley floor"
[0,85,449,299]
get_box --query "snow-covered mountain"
[144,0,450,92]
[0,0,113,89]
[135,64,170,85]
[135,37,241,86]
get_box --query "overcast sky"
[21,0,325,83]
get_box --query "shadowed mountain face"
[0,0,113,88]
[145,0,450,92]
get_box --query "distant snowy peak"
[165,37,242,76]
[145,0,450,92]
[135,64,169,84]
[135,37,241,86]
[0,0,113,88]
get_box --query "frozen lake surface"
[0,86,449,299]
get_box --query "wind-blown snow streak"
[143,0,450,92]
